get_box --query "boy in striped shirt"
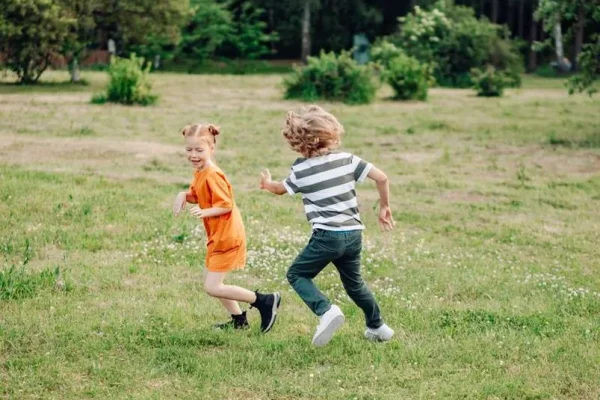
[260,105,395,347]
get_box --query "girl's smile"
[185,136,214,170]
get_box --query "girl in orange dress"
[173,124,280,332]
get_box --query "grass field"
[1,70,599,399]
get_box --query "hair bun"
[207,124,220,136]
[180,125,192,136]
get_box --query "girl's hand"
[378,205,395,232]
[260,169,272,190]
[189,205,205,218]
[173,192,187,216]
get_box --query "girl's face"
[185,136,213,170]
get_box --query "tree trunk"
[410,0,417,9]
[479,0,485,20]
[32,57,49,84]
[553,21,564,60]
[518,0,524,38]
[553,21,570,72]
[269,4,276,54]
[491,0,498,23]
[572,5,585,71]
[301,0,311,64]
[70,58,81,83]
[528,11,538,72]
[507,0,514,34]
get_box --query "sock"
[251,291,266,307]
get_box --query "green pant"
[286,229,383,329]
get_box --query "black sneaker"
[213,311,249,330]
[251,291,281,333]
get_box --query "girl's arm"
[185,191,197,203]
[174,188,196,216]
[260,169,287,195]
[189,206,232,219]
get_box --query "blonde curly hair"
[282,105,344,158]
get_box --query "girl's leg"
[218,298,243,315]
[203,271,257,304]
[204,270,281,333]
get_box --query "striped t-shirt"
[283,152,373,231]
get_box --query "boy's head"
[282,105,343,158]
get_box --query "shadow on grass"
[0,80,91,95]
[547,131,600,149]
[158,59,294,75]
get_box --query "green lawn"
[1,71,599,399]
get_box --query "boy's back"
[283,152,373,231]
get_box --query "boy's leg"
[287,236,337,316]
[332,233,383,329]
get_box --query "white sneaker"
[364,323,394,342]
[312,305,345,347]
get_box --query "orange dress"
[188,165,246,272]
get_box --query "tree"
[301,0,312,63]
[0,0,75,83]
[244,0,384,61]
[59,0,100,82]
[230,1,276,60]
[391,4,523,88]
[311,0,382,54]
[536,0,599,94]
[178,0,234,63]
[93,0,189,57]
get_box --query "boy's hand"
[173,192,187,216]
[378,205,395,232]
[189,205,205,218]
[260,169,272,190]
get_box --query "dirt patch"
[440,191,488,203]
[41,245,67,263]
[543,223,564,234]
[0,134,203,183]
[479,144,600,178]
[0,134,182,156]
[398,151,442,163]
[531,151,600,176]
[0,93,90,106]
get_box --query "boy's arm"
[260,169,287,195]
[367,166,395,231]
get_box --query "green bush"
[472,66,506,97]
[391,5,523,88]
[90,93,108,104]
[92,54,158,106]
[487,28,524,88]
[370,41,406,70]
[383,54,429,101]
[283,50,377,105]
